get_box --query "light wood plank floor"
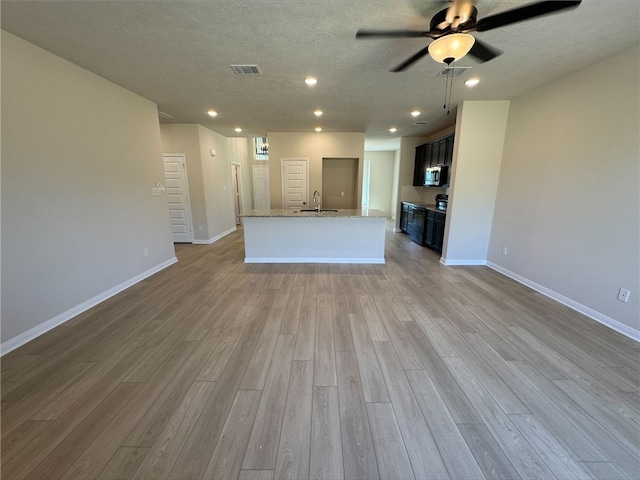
[2,227,639,480]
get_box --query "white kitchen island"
[240,208,388,264]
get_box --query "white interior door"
[253,165,270,210]
[282,158,308,210]
[163,154,193,243]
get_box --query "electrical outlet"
[198,225,204,231]
[502,246,508,255]
[617,288,630,303]
[143,248,149,257]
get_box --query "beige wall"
[2,31,175,349]
[160,124,244,241]
[266,132,365,208]
[160,124,209,240]
[443,101,510,263]
[229,138,254,212]
[389,149,401,220]
[197,125,237,239]
[488,45,639,333]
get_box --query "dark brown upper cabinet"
[413,133,455,186]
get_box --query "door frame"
[362,157,371,208]
[252,164,270,210]
[281,157,309,209]
[230,162,243,225]
[163,153,194,243]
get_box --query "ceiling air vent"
[230,64,262,76]
[413,121,428,126]
[158,110,174,118]
[436,66,471,77]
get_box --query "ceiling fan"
[356,0,582,71]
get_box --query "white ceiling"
[2,1,638,149]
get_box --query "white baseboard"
[486,261,640,342]
[440,258,487,266]
[244,257,385,264]
[1,257,178,356]
[192,226,236,245]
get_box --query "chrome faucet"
[312,190,321,211]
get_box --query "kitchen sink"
[297,209,339,212]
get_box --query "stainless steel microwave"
[424,165,448,186]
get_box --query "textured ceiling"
[2,1,639,148]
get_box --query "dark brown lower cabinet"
[400,203,409,232]
[426,211,446,252]
[425,210,435,248]
[400,202,446,252]
[409,207,425,245]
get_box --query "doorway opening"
[322,158,359,209]
[253,165,270,210]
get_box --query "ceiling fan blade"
[467,38,502,62]
[474,1,581,32]
[356,29,432,39]
[391,46,430,72]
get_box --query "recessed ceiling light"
[305,77,318,86]
[234,127,242,133]
[465,78,480,87]
[207,110,218,117]
[410,110,421,117]
[314,110,323,117]
[389,127,397,133]
[315,127,322,132]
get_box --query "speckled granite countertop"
[241,208,388,218]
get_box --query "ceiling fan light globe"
[428,33,475,63]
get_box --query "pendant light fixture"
[428,33,475,115]
[427,33,475,64]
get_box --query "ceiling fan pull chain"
[443,76,448,111]
[447,61,454,115]
[443,59,454,115]
[443,61,450,111]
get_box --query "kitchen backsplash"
[401,185,447,204]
